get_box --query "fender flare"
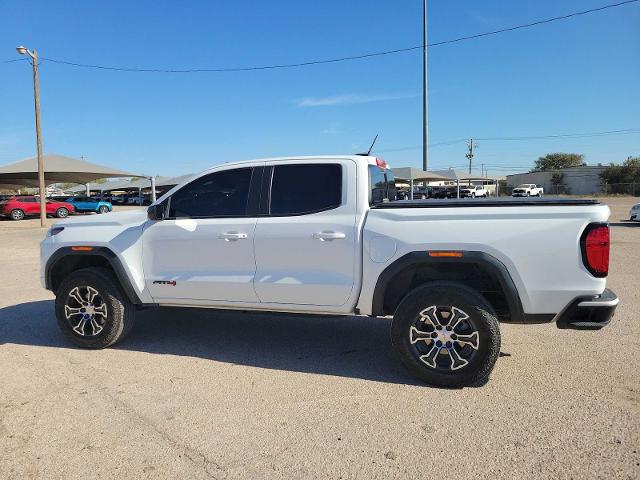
[45,246,143,305]
[371,251,551,323]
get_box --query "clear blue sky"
[1,0,638,177]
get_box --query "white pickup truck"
[459,185,488,198]
[512,184,544,197]
[41,156,618,387]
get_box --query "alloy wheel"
[64,286,108,337]
[409,305,480,371]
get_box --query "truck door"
[253,160,358,307]
[142,166,262,304]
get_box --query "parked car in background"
[126,195,144,205]
[512,184,544,197]
[1,196,74,220]
[50,195,73,202]
[630,203,640,221]
[432,185,457,199]
[397,186,431,200]
[460,185,488,198]
[109,195,127,205]
[65,196,112,214]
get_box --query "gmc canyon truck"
[40,156,618,387]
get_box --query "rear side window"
[369,166,397,204]
[168,167,252,218]
[270,164,342,216]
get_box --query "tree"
[550,172,565,194]
[600,156,640,185]
[531,153,585,172]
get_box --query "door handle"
[313,231,346,241]
[219,232,248,241]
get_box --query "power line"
[477,128,640,141]
[378,128,640,153]
[2,0,636,73]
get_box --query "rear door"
[20,197,39,215]
[253,160,358,306]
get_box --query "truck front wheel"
[391,282,501,387]
[54,267,136,349]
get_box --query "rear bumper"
[556,288,618,330]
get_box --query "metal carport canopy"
[0,153,144,186]
[391,167,450,200]
[391,167,449,182]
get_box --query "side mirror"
[147,203,166,221]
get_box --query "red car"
[0,196,75,221]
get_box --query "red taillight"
[581,224,609,277]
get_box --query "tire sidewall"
[55,268,130,348]
[392,283,501,387]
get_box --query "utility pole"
[466,138,476,174]
[422,0,429,172]
[16,46,46,227]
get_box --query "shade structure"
[0,153,143,187]
[391,167,449,183]
[156,174,194,188]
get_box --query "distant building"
[506,165,607,195]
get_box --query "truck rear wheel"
[54,267,136,349]
[391,282,501,387]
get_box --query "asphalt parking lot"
[1,199,638,479]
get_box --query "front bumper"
[556,288,618,330]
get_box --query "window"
[270,164,342,216]
[369,166,397,204]
[168,168,252,218]
[19,197,36,203]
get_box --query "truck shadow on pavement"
[0,300,492,387]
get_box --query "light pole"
[422,0,429,172]
[16,45,46,227]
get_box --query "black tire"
[98,205,109,214]
[55,267,136,349]
[391,282,501,388]
[10,209,25,221]
[56,207,69,218]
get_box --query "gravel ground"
[1,199,638,479]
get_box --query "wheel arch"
[372,251,544,324]
[46,247,142,304]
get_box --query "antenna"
[366,134,379,156]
